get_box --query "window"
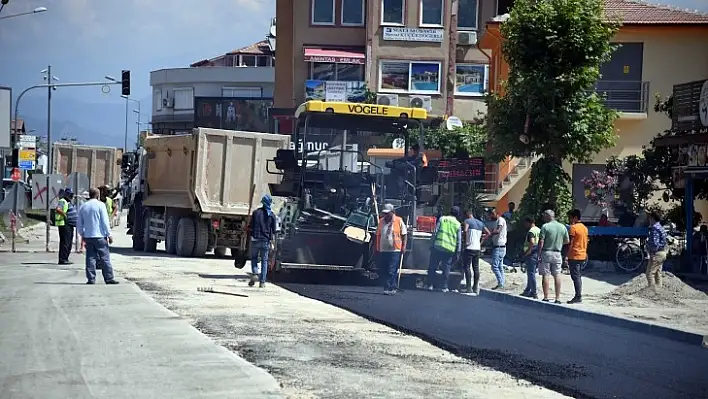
[256,56,271,67]
[312,0,335,25]
[457,0,478,30]
[382,0,404,25]
[173,88,194,110]
[378,60,441,93]
[154,89,162,111]
[342,0,365,25]
[420,0,443,26]
[241,55,256,66]
[310,63,365,81]
[222,87,263,98]
[496,0,514,15]
[454,64,489,96]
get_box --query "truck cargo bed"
[142,128,290,216]
[52,144,122,188]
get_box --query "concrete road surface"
[282,283,708,399]
[0,253,282,399]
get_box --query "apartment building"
[151,23,276,135]
[273,0,500,134]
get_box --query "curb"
[0,249,57,253]
[479,288,707,347]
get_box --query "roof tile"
[603,0,708,24]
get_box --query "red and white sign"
[303,48,365,64]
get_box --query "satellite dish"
[445,116,463,131]
[392,138,405,149]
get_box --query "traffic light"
[121,70,131,96]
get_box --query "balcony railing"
[593,80,650,114]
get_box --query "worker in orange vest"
[376,203,408,295]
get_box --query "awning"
[303,47,365,64]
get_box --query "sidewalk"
[475,256,708,341]
[0,252,283,399]
[0,221,59,253]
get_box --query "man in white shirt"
[487,208,508,289]
[77,187,118,285]
[462,209,490,294]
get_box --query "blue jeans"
[427,247,454,290]
[491,246,507,287]
[378,251,402,291]
[251,239,270,283]
[524,254,538,295]
[85,238,115,283]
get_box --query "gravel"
[108,230,568,399]
[600,272,708,305]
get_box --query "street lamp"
[121,95,140,151]
[0,6,47,20]
[40,66,58,173]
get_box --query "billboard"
[0,87,10,149]
[194,97,273,133]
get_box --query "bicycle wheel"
[615,241,645,273]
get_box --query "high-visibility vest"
[105,197,114,216]
[376,215,404,252]
[55,198,68,226]
[524,226,540,253]
[434,215,460,253]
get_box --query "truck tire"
[192,219,209,257]
[214,246,228,258]
[143,211,158,253]
[176,217,196,257]
[132,209,145,251]
[164,216,179,254]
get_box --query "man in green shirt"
[536,210,569,303]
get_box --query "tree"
[486,0,619,222]
[419,119,488,158]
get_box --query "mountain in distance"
[16,94,151,149]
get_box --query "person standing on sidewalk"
[487,208,508,290]
[248,194,277,288]
[537,210,569,303]
[566,209,589,304]
[427,206,462,292]
[646,211,667,289]
[376,204,408,295]
[77,188,118,285]
[521,216,540,298]
[461,209,489,294]
[55,188,76,265]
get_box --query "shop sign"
[382,27,444,43]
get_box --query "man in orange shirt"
[376,203,408,295]
[566,209,589,304]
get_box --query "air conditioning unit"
[458,31,478,46]
[377,94,399,106]
[162,98,174,108]
[409,95,432,112]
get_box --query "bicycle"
[615,237,648,273]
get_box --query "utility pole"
[46,65,53,172]
[124,95,129,151]
[446,0,459,116]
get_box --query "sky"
[0,0,275,106]
[0,0,706,146]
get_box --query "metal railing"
[593,80,650,114]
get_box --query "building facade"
[273,0,499,134]
[151,38,275,135]
[478,0,708,216]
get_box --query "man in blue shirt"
[646,211,667,289]
[77,187,118,285]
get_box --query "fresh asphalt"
[0,253,282,399]
[280,282,708,399]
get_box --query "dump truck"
[130,128,290,265]
[52,143,123,188]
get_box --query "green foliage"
[362,85,377,104]
[458,182,492,218]
[517,158,573,223]
[418,119,488,158]
[652,203,703,231]
[605,154,660,213]
[486,0,619,223]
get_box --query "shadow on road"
[198,273,251,282]
[34,281,86,286]
[21,262,57,266]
